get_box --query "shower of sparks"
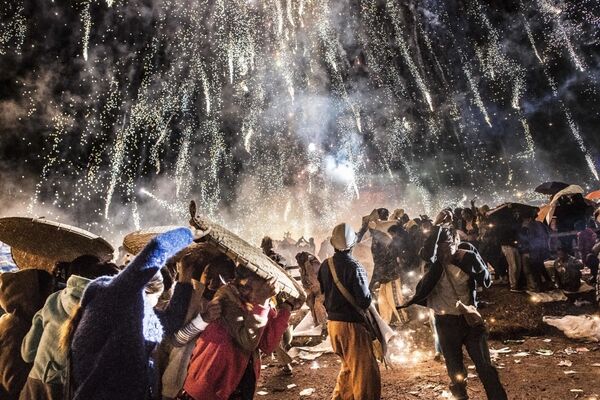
[132,200,141,231]
[139,188,186,218]
[523,15,545,64]
[0,3,26,55]
[81,1,92,61]
[388,329,432,366]
[386,0,435,112]
[519,118,536,155]
[0,0,597,241]
[462,62,493,128]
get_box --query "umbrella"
[543,185,586,224]
[189,201,306,301]
[485,203,539,220]
[0,217,114,271]
[535,181,570,196]
[122,225,182,255]
[586,190,600,201]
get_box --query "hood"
[0,269,53,318]
[59,274,92,315]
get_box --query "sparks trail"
[0,0,598,237]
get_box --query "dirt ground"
[256,286,600,400]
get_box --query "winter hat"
[330,223,357,251]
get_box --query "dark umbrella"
[553,193,595,231]
[534,181,570,196]
[486,203,539,221]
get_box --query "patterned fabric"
[173,314,208,346]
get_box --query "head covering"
[330,223,357,251]
[390,209,405,220]
[419,226,456,262]
[260,236,273,252]
[377,208,390,221]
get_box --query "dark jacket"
[0,269,53,400]
[400,249,491,309]
[517,226,530,255]
[496,223,518,247]
[318,251,371,323]
[518,222,551,260]
[527,221,551,262]
[369,230,396,288]
[388,231,412,275]
[71,228,193,400]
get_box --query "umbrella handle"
[189,200,197,219]
[189,200,209,231]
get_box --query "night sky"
[1,0,599,239]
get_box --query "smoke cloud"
[0,0,599,248]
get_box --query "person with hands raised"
[178,270,293,400]
[161,251,235,400]
[62,227,201,400]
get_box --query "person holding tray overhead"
[177,266,301,400]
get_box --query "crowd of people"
[341,196,600,310]
[0,187,599,400]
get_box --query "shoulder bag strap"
[327,257,362,312]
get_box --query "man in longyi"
[318,223,381,400]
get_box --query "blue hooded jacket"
[70,228,193,400]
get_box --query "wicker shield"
[189,201,306,301]
[0,217,114,270]
[122,226,183,255]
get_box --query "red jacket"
[183,301,290,400]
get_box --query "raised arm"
[156,282,193,335]
[109,227,194,294]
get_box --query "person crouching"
[178,268,297,400]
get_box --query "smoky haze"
[0,0,599,246]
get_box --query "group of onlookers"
[348,200,600,304]
[0,193,598,400]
